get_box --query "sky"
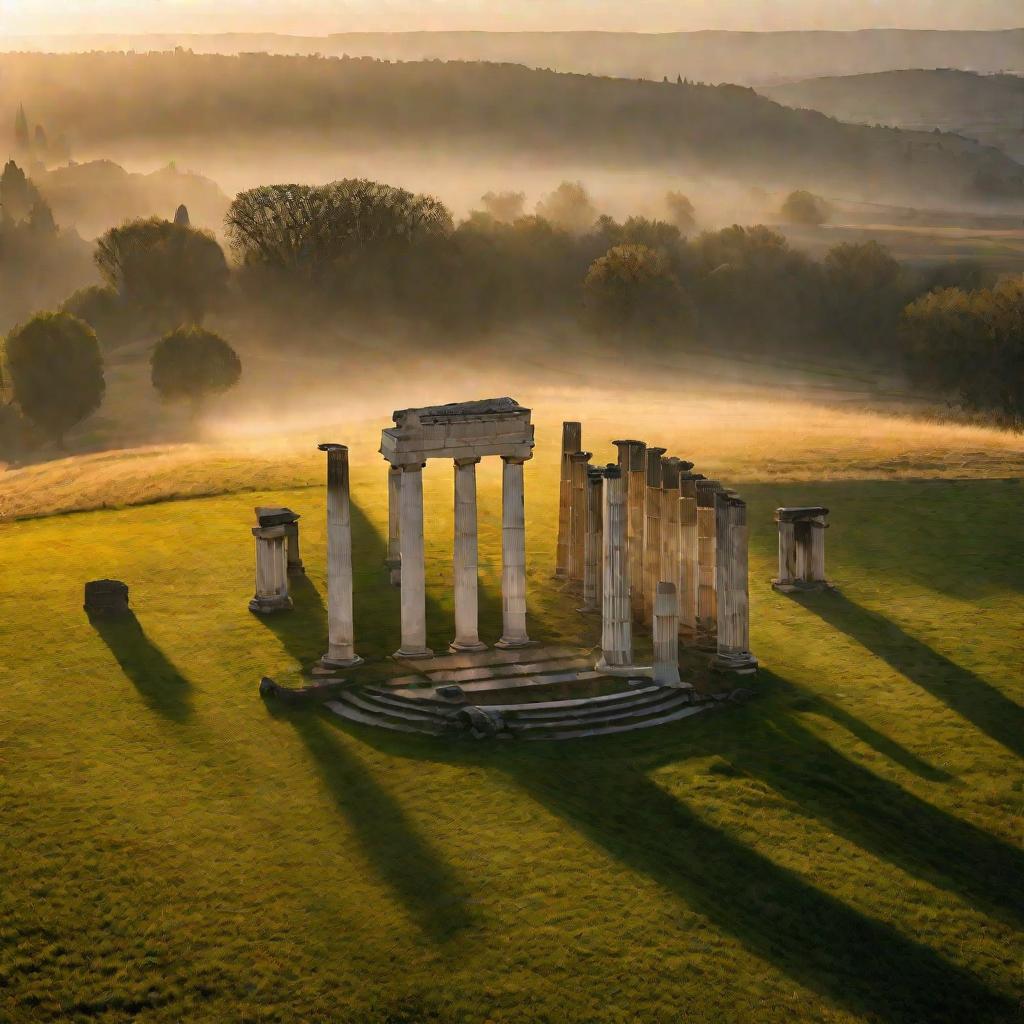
[0,0,1021,35]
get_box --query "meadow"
[1,397,1023,1023]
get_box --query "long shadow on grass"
[90,611,193,722]
[257,574,328,668]
[731,674,1024,931]
[287,710,476,942]
[794,590,1024,759]
[502,752,1014,1024]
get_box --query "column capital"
[501,454,530,465]
[568,450,593,463]
[399,461,427,473]
[317,442,348,453]
[453,456,482,468]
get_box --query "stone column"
[451,457,486,652]
[678,473,700,636]
[597,464,632,671]
[249,525,293,614]
[555,421,582,578]
[567,450,592,584]
[660,457,682,614]
[496,456,531,648]
[386,465,402,586]
[318,444,362,667]
[642,446,667,625]
[255,506,303,575]
[695,478,721,648]
[714,492,758,674]
[395,461,433,659]
[653,582,683,686]
[773,507,831,591]
[614,440,647,625]
[580,465,603,612]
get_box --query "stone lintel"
[255,505,299,527]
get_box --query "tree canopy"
[150,325,241,411]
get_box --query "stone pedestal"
[318,443,362,667]
[580,465,603,612]
[396,462,433,658]
[250,524,293,614]
[653,581,683,686]
[773,507,832,592]
[567,450,592,584]
[714,492,758,674]
[642,446,667,625]
[256,506,303,575]
[451,457,486,653]
[386,465,402,587]
[84,579,130,618]
[596,464,633,671]
[678,474,700,635]
[555,422,582,578]
[497,456,531,648]
[613,440,647,625]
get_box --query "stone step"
[435,684,662,714]
[423,657,593,685]
[337,691,457,727]
[389,670,607,704]
[502,688,687,722]
[397,646,584,674]
[323,700,447,736]
[507,691,694,735]
[518,703,709,741]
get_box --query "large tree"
[535,181,598,234]
[3,312,105,447]
[150,325,241,414]
[95,218,228,328]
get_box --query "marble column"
[695,478,721,648]
[660,457,682,615]
[653,582,682,686]
[555,421,582,578]
[318,443,362,667]
[772,507,831,591]
[451,457,486,652]
[395,461,433,659]
[580,465,603,612]
[496,456,531,648]
[678,473,700,635]
[249,525,293,614]
[597,464,632,671]
[613,440,647,625]
[386,464,402,587]
[567,450,592,584]
[642,446,667,625]
[714,492,758,674]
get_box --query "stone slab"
[408,646,583,673]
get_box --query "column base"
[576,602,599,614]
[449,639,488,653]
[495,636,534,650]
[320,651,364,670]
[249,595,293,614]
[772,578,834,593]
[653,666,682,686]
[287,562,305,576]
[394,646,434,660]
[712,651,759,675]
[595,656,652,678]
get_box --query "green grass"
[1,464,1022,1022]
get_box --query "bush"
[60,285,132,347]
[780,189,830,226]
[3,312,104,446]
[150,325,241,413]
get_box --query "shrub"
[150,325,241,413]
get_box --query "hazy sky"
[1,0,1021,35]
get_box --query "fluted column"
[319,443,362,668]
[613,440,647,625]
[597,464,632,670]
[696,478,722,649]
[678,473,700,635]
[642,446,666,625]
[580,465,603,612]
[653,582,682,686]
[249,525,292,614]
[567,450,591,583]
[660,457,682,614]
[555,422,582,578]
[451,457,486,653]
[395,461,432,659]
[386,464,402,586]
[714,492,758,674]
[496,455,531,648]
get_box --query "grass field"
[2,408,1023,1023]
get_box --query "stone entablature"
[380,397,534,467]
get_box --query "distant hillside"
[1,52,1022,208]
[764,70,1024,161]
[3,29,1023,86]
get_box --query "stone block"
[84,579,130,618]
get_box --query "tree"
[780,189,830,226]
[823,241,905,347]
[33,124,48,154]
[13,104,29,151]
[664,191,696,234]
[150,325,241,413]
[95,218,229,327]
[536,181,598,234]
[583,243,689,336]
[173,204,190,226]
[3,312,104,447]
[480,190,526,223]
[0,160,42,223]
[61,285,130,347]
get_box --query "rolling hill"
[2,52,1023,208]
[763,70,1024,162]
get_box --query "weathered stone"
[84,579,130,617]
[436,684,465,700]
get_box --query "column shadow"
[500,752,1016,1024]
[256,574,328,668]
[285,709,477,942]
[792,590,1024,759]
[89,610,193,722]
